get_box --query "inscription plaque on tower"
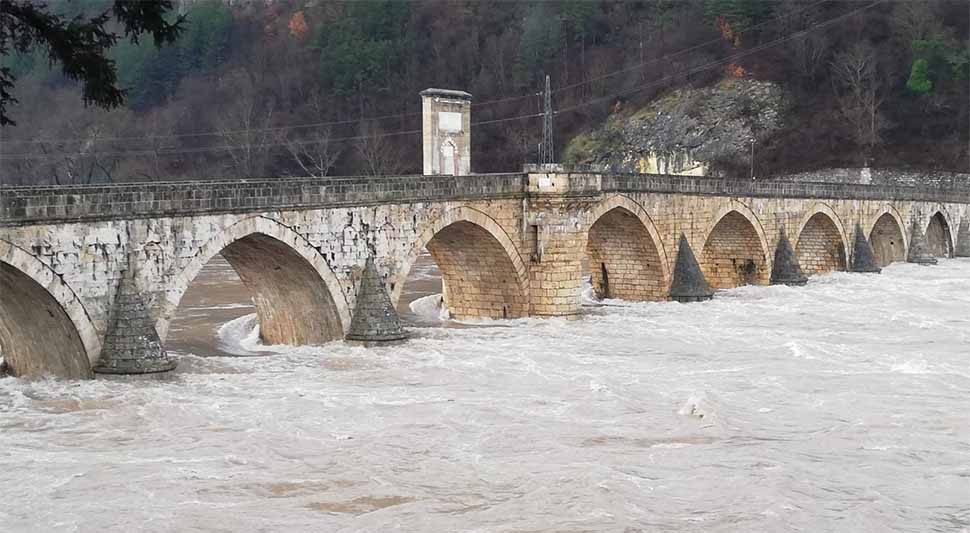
[438,111,462,132]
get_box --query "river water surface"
[1,257,968,532]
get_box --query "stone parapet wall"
[0,173,527,226]
[601,173,970,203]
[776,168,970,190]
[5,171,970,227]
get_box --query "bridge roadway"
[1,168,968,378]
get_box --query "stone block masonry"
[701,211,768,289]
[1,169,968,378]
[795,212,847,275]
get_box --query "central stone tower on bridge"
[421,88,471,176]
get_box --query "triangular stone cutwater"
[850,224,881,273]
[668,234,714,302]
[345,256,409,346]
[94,257,176,374]
[954,217,970,257]
[770,227,807,286]
[906,219,938,265]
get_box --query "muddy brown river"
[0,256,968,531]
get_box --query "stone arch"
[584,195,670,300]
[701,203,771,289]
[868,207,907,267]
[924,208,955,258]
[0,239,98,378]
[794,204,849,276]
[394,206,529,319]
[158,216,350,345]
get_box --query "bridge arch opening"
[869,213,906,267]
[423,221,527,320]
[395,209,528,322]
[795,212,847,276]
[585,207,667,300]
[701,210,769,289]
[0,261,92,379]
[163,220,348,354]
[925,212,953,258]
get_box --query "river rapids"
[0,256,967,531]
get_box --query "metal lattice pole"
[541,75,554,165]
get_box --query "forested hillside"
[1,0,968,184]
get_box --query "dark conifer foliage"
[0,0,183,125]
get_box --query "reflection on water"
[1,257,969,532]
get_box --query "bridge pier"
[770,229,808,286]
[850,224,882,273]
[906,220,938,265]
[94,259,176,375]
[525,167,597,317]
[669,234,714,302]
[345,257,408,346]
[526,218,585,317]
[955,218,970,257]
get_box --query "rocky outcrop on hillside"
[563,79,788,176]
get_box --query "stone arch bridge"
[1,169,968,378]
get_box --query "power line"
[0,0,880,162]
[0,0,876,163]
[0,94,548,148]
[554,0,883,118]
[0,111,545,162]
[472,92,542,109]
[0,0,838,149]
[552,0,834,95]
[0,93,541,149]
[0,109,425,147]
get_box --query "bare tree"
[286,128,341,177]
[284,94,342,177]
[831,42,891,165]
[37,122,119,185]
[217,72,279,178]
[502,119,543,168]
[789,32,830,89]
[355,121,403,177]
[2,87,123,185]
[135,109,180,181]
[891,1,939,53]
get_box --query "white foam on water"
[198,303,255,311]
[409,293,448,321]
[889,359,930,374]
[216,313,262,355]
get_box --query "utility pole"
[540,75,554,165]
[749,138,755,180]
